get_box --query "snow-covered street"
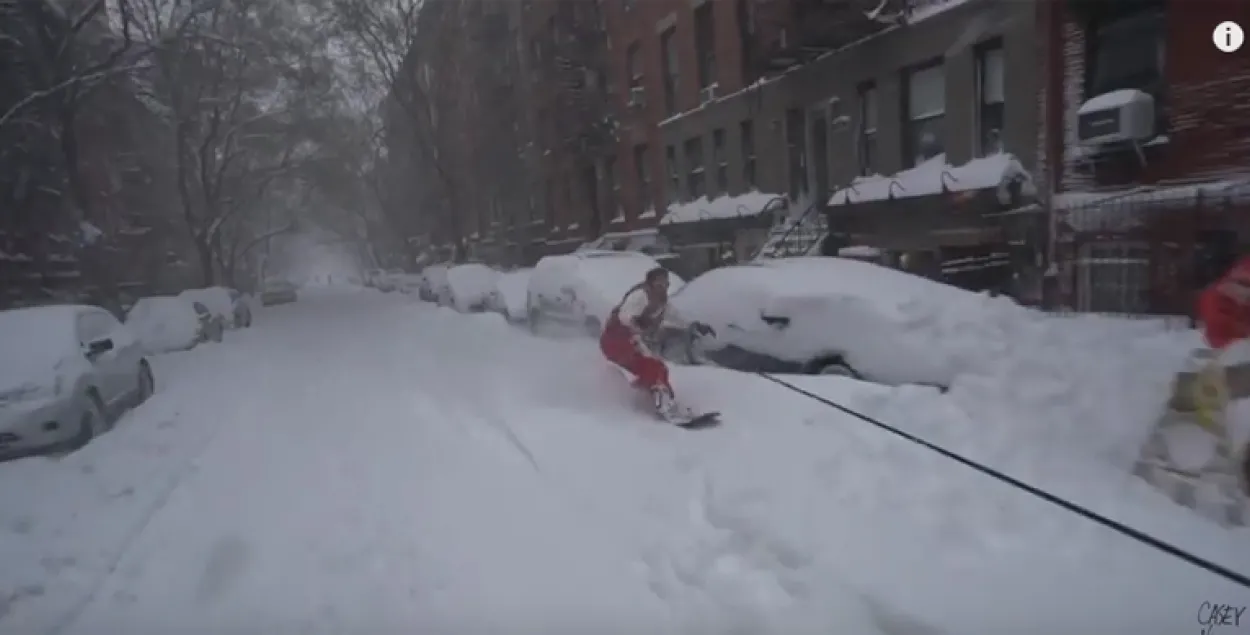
[2,288,1248,635]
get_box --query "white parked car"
[0,305,155,459]
[418,264,450,302]
[487,267,533,323]
[527,250,685,337]
[665,256,1014,388]
[125,295,220,353]
[440,263,500,312]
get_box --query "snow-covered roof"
[661,191,786,225]
[838,245,883,258]
[828,153,1036,207]
[1055,177,1250,232]
[1077,89,1151,115]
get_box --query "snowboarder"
[1195,252,1250,496]
[599,266,713,423]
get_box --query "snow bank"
[661,190,786,225]
[445,264,500,312]
[125,296,202,353]
[828,152,1036,206]
[178,287,235,327]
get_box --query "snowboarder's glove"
[690,321,716,338]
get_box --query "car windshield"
[0,309,74,385]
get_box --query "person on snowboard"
[1195,250,1250,496]
[600,266,713,422]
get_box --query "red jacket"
[1199,256,1250,349]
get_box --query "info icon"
[1213,21,1244,53]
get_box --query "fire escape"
[748,0,908,75]
[548,1,616,157]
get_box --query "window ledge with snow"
[661,190,786,225]
[828,153,1036,207]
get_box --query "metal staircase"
[753,200,827,260]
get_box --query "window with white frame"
[976,40,1004,156]
[712,129,728,195]
[740,119,756,188]
[666,145,680,202]
[694,3,716,91]
[661,27,679,115]
[603,155,621,219]
[903,61,945,167]
[857,81,877,175]
[684,137,705,199]
[633,144,651,213]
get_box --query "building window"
[857,81,877,175]
[712,129,728,195]
[666,145,681,202]
[604,156,621,220]
[740,120,756,188]
[660,27,679,116]
[903,61,945,167]
[633,144,651,213]
[694,3,716,90]
[1084,2,1167,134]
[545,179,556,227]
[976,40,1004,156]
[785,107,807,199]
[626,41,644,106]
[684,137,705,199]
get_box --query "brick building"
[626,0,1041,282]
[1043,0,1250,314]
[517,0,617,258]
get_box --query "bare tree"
[130,0,338,286]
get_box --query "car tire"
[210,320,224,343]
[135,361,155,404]
[65,391,106,451]
[808,357,860,378]
[583,316,602,338]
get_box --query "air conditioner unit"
[699,84,718,103]
[1076,89,1155,147]
[628,86,645,107]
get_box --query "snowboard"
[672,411,721,429]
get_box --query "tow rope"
[757,372,1250,590]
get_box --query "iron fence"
[1052,179,1250,319]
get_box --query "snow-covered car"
[527,250,685,337]
[391,273,425,295]
[487,267,533,323]
[664,256,1008,388]
[0,305,155,459]
[178,287,239,329]
[418,264,450,302]
[364,269,385,288]
[260,280,298,306]
[439,263,500,313]
[225,288,254,327]
[125,296,221,353]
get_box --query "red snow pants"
[600,318,671,394]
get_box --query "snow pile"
[661,190,786,225]
[491,268,533,319]
[828,152,1036,206]
[444,264,500,312]
[178,287,236,327]
[125,296,203,353]
[837,245,882,258]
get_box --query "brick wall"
[1047,0,1250,192]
